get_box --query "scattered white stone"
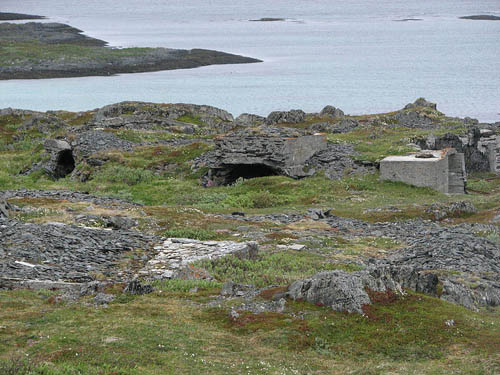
[445,319,455,327]
[289,244,306,251]
[15,261,36,268]
[139,238,258,279]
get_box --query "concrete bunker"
[380,148,466,194]
[205,132,328,186]
[43,139,75,179]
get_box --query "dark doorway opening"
[54,150,75,178]
[213,163,280,185]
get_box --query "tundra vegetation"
[0,99,499,374]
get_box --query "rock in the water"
[320,105,344,118]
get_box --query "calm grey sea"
[1,0,499,121]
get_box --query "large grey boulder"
[287,266,439,314]
[320,105,344,118]
[266,109,305,125]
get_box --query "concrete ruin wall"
[207,133,327,185]
[380,149,466,194]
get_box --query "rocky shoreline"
[0,22,261,80]
[0,12,45,21]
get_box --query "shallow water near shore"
[1,0,499,121]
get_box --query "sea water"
[0,0,499,121]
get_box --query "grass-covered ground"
[0,285,498,375]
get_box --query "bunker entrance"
[214,163,280,185]
[54,150,75,178]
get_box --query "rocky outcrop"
[287,267,437,314]
[308,118,361,134]
[0,219,157,282]
[89,102,235,134]
[320,105,345,118]
[404,98,437,110]
[304,143,375,180]
[71,130,135,160]
[19,114,67,136]
[266,110,306,125]
[390,110,435,128]
[234,113,266,127]
[416,127,497,172]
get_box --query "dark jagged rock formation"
[0,219,158,282]
[416,127,499,173]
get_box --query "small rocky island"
[0,22,261,79]
[459,15,500,21]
